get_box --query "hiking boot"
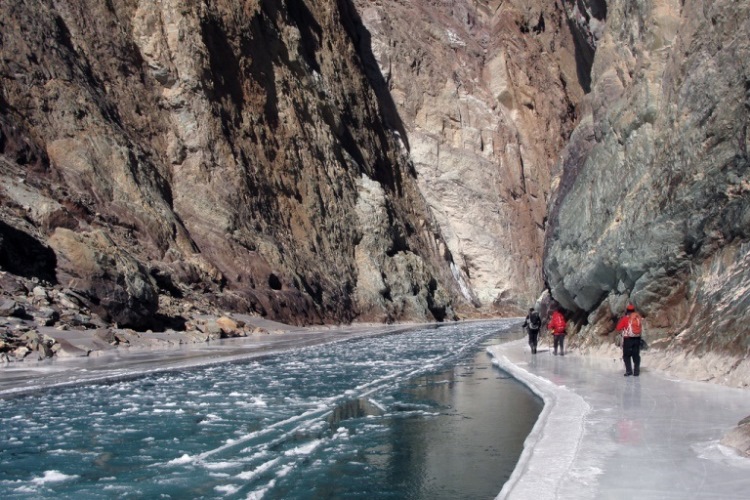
[624,372,632,377]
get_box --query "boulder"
[215,316,238,334]
[720,416,750,458]
[34,307,59,327]
[0,299,24,317]
[13,346,30,360]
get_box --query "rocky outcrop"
[0,0,468,329]
[0,267,295,364]
[353,0,585,312]
[721,415,750,458]
[543,0,750,380]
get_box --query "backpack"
[625,313,643,336]
[529,312,541,330]
[549,311,567,334]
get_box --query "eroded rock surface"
[0,0,467,329]
[544,0,750,381]
[354,0,585,311]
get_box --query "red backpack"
[549,311,566,334]
[629,313,642,335]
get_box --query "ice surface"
[2,320,532,499]
[488,340,750,500]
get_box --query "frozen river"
[0,320,540,498]
[489,339,750,499]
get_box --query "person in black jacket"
[522,308,542,354]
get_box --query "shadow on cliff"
[564,0,607,94]
[336,0,410,153]
[0,221,58,284]
[336,0,417,198]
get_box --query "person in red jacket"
[616,304,643,376]
[547,308,567,356]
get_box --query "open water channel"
[0,320,541,499]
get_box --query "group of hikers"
[522,304,644,377]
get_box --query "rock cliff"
[2,0,748,384]
[0,0,467,330]
[544,0,750,382]
[353,0,584,311]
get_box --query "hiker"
[616,304,643,376]
[522,308,542,354]
[547,307,567,356]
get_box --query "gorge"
[1,1,749,385]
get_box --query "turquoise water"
[0,320,541,499]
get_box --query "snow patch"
[31,470,78,485]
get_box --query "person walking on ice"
[522,308,542,354]
[547,307,567,356]
[616,303,643,376]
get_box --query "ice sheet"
[0,323,415,397]
[488,340,750,500]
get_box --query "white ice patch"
[246,479,275,500]
[236,458,281,480]
[166,454,194,465]
[102,484,131,492]
[48,448,88,456]
[284,440,322,457]
[214,484,240,495]
[276,464,294,478]
[31,470,78,485]
[333,427,349,439]
[201,414,223,424]
[204,461,242,470]
[693,440,750,469]
[13,485,37,494]
[368,398,387,412]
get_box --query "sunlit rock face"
[0,0,468,327]
[544,0,750,362]
[352,0,585,313]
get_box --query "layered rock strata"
[354,0,585,312]
[0,0,468,330]
[544,0,750,380]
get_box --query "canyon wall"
[544,0,750,380]
[0,0,469,328]
[3,0,747,384]
[353,0,584,312]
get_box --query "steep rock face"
[353,0,584,312]
[0,0,466,327]
[544,0,750,372]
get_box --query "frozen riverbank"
[0,318,418,397]
[488,339,750,500]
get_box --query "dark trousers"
[553,334,565,354]
[623,337,641,375]
[528,329,539,352]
